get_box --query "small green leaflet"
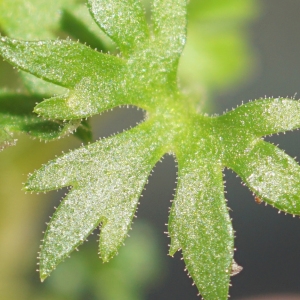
[0,90,81,149]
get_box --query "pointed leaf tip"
[40,273,47,282]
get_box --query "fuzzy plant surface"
[1,0,300,299]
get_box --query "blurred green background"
[1,0,300,299]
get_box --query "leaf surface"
[228,140,300,214]
[169,142,233,299]
[0,37,126,119]
[0,0,75,40]
[219,98,300,136]
[25,121,164,280]
[151,0,187,72]
[0,37,123,88]
[0,90,81,148]
[88,0,149,55]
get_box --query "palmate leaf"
[1,0,300,299]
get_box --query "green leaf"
[2,0,300,298]
[88,0,149,56]
[219,98,300,136]
[0,126,16,150]
[0,37,125,119]
[0,90,81,146]
[0,0,94,145]
[228,140,300,214]
[25,122,165,280]
[0,0,109,97]
[0,37,123,89]
[151,0,187,72]
[169,148,233,300]
[20,73,67,98]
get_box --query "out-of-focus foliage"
[0,136,162,300]
[179,0,258,109]
[38,220,163,300]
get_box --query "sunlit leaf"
[151,0,186,73]
[25,122,164,280]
